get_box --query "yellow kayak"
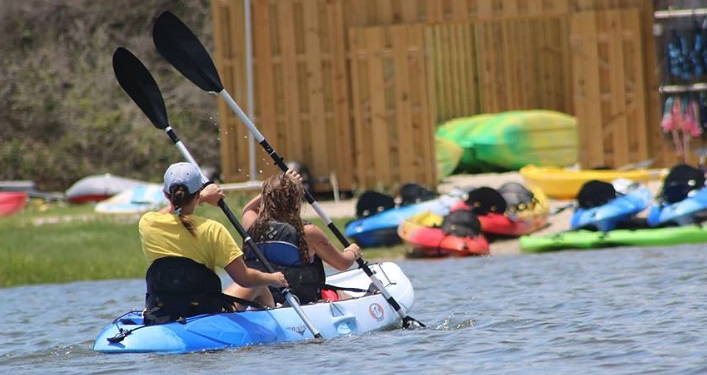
[519,165,665,200]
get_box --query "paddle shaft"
[162,125,324,339]
[218,90,420,327]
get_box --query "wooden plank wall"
[474,16,572,114]
[349,25,436,190]
[211,0,662,193]
[570,8,649,168]
[211,0,353,191]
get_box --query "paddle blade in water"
[153,11,224,93]
[112,47,169,130]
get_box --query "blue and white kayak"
[93,262,415,354]
[345,192,464,247]
[647,186,707,227]
[570,181,652,232]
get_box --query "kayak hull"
[571,185,652,232]
[647,187,707,227]
[397,213,489,257]
[93,262,414,354]
[345,194,463,248]
[0,192,27,217]
[520,225,707,253]
[520,165,663,200]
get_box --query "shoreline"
[303,171,665,256]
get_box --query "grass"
[0,194,406,288]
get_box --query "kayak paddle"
[112,46,323,339]
[152,10,424,329]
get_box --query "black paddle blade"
[153,11,224,93]
[403,316,426,329]
[112,47,169,130]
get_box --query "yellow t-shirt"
[139,212,243,271]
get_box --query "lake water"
[2,244,707,374]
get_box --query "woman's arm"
[241,194,262,230]
[305,224,361,271]
[224,257,288,288]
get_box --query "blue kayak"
[93,262,415,354]
[647,186,707,227]
[345,193,463,247]
[571,183,652,232]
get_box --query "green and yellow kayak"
[520,225,707,253]
[436,110,578,171]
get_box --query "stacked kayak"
[345,190,464,247]
[646,164,707,227]
[520,225,707,253]
[94,262,414,354]
[436,110,578,171]
[452,183,550,237]
[520,164,663,200]
[398,210,489,258]
[570,179,652,232]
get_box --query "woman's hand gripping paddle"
[152,11,424,329]
[112,46,323,339]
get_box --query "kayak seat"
[576,180,616,209]
[497,182,535,213]
[399,183,436,206]
[356,190,396,218]
[660,163,706,204]
[441,209,482,237]
[465,187,507,215]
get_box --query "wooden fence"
[211,0,667,193]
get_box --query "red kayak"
[398,211,490,258]
[0,192,28,217]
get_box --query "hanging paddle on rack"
[111,47,323,340]
[152,10,424,329]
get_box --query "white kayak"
[93,262,416,354]
[94,183,168,214]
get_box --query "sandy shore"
[302,171,664,256]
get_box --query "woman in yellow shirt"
[139,162,287,324]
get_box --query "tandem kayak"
[93,262,415,354]
[519,225,707,253]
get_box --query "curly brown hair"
[250,172,309,263]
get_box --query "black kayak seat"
[576,180,616,209]
[399,183,436,206]
[355,190,396,218]
[660,164,706,204]
[465,186,507,215]
[442,209,482,237]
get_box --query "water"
[2,245,707,374]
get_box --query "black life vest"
[144,256,235,325]
[245,221,326,304]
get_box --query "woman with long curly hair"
[224,169,362,304]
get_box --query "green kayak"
[520,225,707,253]
[436,110,578,172]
